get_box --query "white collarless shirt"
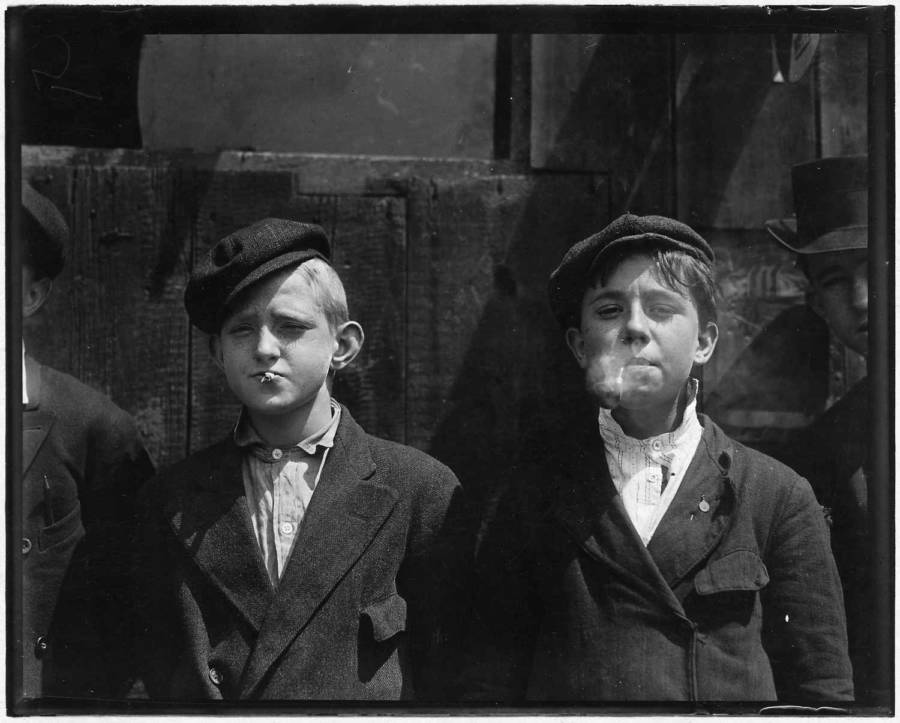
[597,379,704,546]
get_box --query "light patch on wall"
[138,34,495,158]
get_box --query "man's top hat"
[765,155,868,254]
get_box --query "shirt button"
[22,538,32,555]
[209,666,223,686]
[34,636,48,658]
[272,448,283,460]
[651,440,663,452]
[648,470,661,483]
[279,521,295,535]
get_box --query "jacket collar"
[646,416,738,591]
[164,438,275,631]
[552,414,738,616]
[22,357,53,473]
[163,403,391,698]
[239,405,394,697]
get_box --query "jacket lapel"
[239,409,399,697]
[551,427,686,618]
[165,440,274,632]
[22,358,53,474]
[646,420,737,592]
[23,411,54,474]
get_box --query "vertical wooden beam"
[493,34,512,160]
[866,9,893,708]
[509,34,533,166]
[494,34,532,164]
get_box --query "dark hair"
[591,241,719,326]
[22,208,66,280]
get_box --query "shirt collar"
[597,378,701,469]
[234,399,341,462]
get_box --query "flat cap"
[765,155,868,254]
[185,218,331,333]
[548,213,714,328]
[22,181,69,279]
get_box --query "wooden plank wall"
[529,32,867,454]
[22,149,606,503]
[22,32,868,484]
[24,162,190,466]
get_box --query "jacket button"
[34,636,48,658]
[208,666,223,686]
[21,538,32,555]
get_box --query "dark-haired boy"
[133,218,466,701]
[18,182,155,700]
[463,214,852,703]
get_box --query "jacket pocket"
[694,549,769,595]
[361,593,407,642]
[39,500,86,552]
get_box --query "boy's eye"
[819,272,849,289]
[648,304,676,317]
[224,323,254,336]
[279,321,310,333]
[594,305,621,319]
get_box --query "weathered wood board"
[818,32,868,157]
[22,162,191,467]
[407,172,610,499]
[24,149,610,480]
[675,33,817,229]
[531,34,674,215]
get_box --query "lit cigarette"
[260,372,276,384]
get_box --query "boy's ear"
[208,334,225,371]
[565,326,588,368]
[331,321,364,371]
[22,274,52,319]
[693,321,719,366]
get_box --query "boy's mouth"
[253,371,281,384]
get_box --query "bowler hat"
[765,155,868,254]
[185,218,331,333]
[548,213,714,328]
[22,181,69,279]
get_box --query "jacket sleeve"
[396,460,474,701]
[457,478,542,703]
[72,408,156,697]
[761,474,854,702]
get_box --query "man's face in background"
[806,247,868,357]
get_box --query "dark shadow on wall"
[426,34,822,508]
[20,7,145,148]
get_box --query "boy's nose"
[253,327,280,359]
[622,305,651,343]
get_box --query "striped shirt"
[597,379,703,546]
[234,400,342,584]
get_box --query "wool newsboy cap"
[548,213,714,328]
[22,181,69,279]
[765,155,868,254]
[185,218,331,333]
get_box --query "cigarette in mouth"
[260,372,276,384]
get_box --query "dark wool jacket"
[462,414,853,705]
[133,406,468,701]
[776,377,871,702]
[20,358,155,701]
